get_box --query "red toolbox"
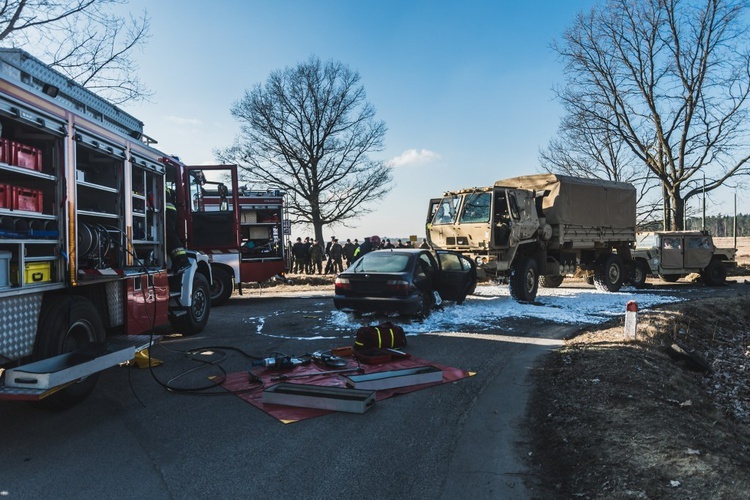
[0,183,11,209]
[9,140,43,172]
[12,186,44,213]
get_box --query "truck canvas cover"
[495,174,636,229]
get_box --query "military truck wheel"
[700,258,726,286]
[539,274,564,288]
[630,260,649,289]
[660,274,680,283]
[171,272,211,335]
[210,266,234,307]
[32,295,106,409]
[509,257,539,302]
[593,254,624,292]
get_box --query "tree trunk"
[672,196,685,231]
[311,209,324,245]
[662,183,672,230]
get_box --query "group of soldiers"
[290,235,429,275]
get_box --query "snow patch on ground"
[245,285,686,339]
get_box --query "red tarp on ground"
[221,357,474,424]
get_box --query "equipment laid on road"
[0,49,212,408]
[251,356,310,370]
[354,322,407,350]
[345,366,443,390]
[262,383,376,414]
[225,353,473,423]
[269,366,362,381]
[311,350,348,367]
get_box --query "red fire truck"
[161,161,287,306]
[0,50,212,407]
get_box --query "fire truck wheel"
[32,295,106,409]
[171,272,211,335]
[210,266,234,307]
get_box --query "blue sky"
[122,0,747,241]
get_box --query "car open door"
[435,250,477,302]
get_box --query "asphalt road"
[1,278,748,499]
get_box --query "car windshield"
[351,252,411,273]
[636,233,657,248]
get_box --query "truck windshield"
[459,192,491,223]
[433,196,461,225]
[636,233,657,248]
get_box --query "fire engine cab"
[0,49,212,408]
[162,162,287,306]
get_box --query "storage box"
[0,250,10,288]
[4,346,136,389]
[0,183,10,209]
[263,383,376,413]
[11,261,51,286]
[345,366,443,390]
[0,138,9,164]
[240,210,257,223]
[12,186,43,213]
[9,140,42,171]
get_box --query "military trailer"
[630,231,736,287]
[426,174,637,302]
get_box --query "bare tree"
[0,0,151,104]
[217,56,392,243]
[552,0,750,230]
[540,107,662,227]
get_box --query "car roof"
[372,248,426,253]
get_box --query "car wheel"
[630,260,649,289]
[414,290,435,319]
[700,258,726,286]
[539,274,564,288]
[660,274,681,283]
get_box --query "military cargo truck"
[630,231,736,287]
[426,174,637,302]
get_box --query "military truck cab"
[630,231,736,287]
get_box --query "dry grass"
[526,293,750,499]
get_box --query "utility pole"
[702,174,706,231]
[734,192,737,250]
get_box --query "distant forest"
[639,214,750,237]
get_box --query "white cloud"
[165,115,203,126]
[388,148,441,168]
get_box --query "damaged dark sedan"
[333,248,477,318]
